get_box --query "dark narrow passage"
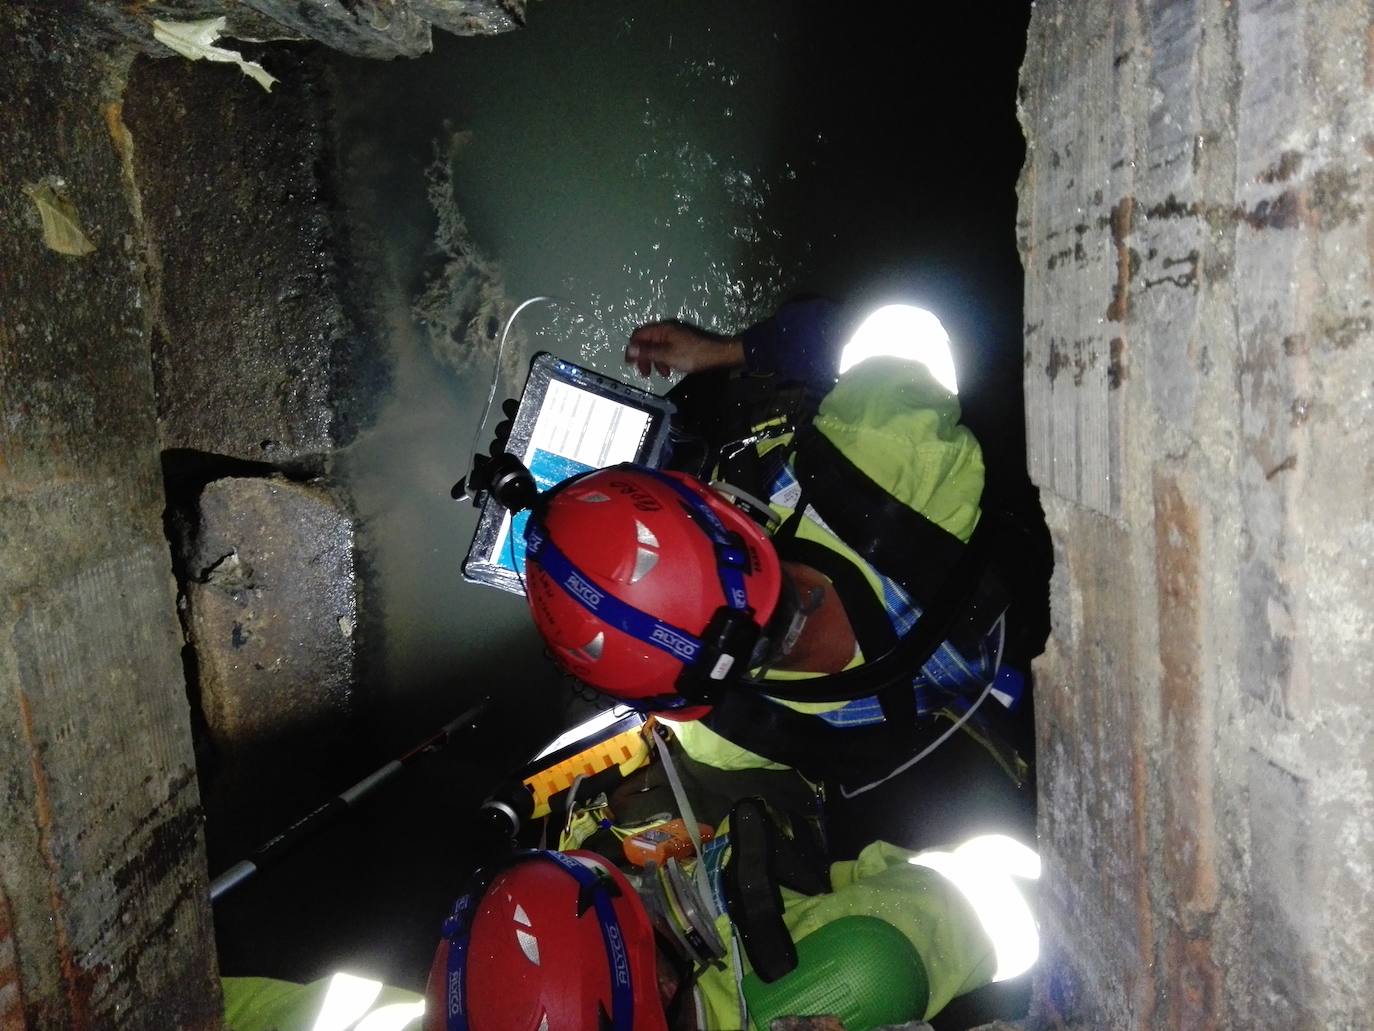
[212,5,1040,1028]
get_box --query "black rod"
[209,699,491,903]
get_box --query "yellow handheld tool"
[481,707,652,837]
[522,710,651,819]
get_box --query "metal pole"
[209,699,491,903]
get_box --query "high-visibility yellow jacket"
[696,839,996,1029]
[669,354,988,772]
[222,973,424,1031]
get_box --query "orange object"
[523,724,649,819]
[622,819,715,868]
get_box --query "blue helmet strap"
[441,851,636,1031]
[543,852,636,1031]
[526,469,768,699]
[527,518,706,669]
[440,891,477,1031]
[632,467,752,613]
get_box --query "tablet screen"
[462,354,675,595]
[491,378,654,574]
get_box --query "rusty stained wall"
[0,0,548,1026]
[1019,1,1374,1028]
[0,7,219,1029]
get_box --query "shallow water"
[434,2,805,354]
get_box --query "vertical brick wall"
[1019,2,1374,1027]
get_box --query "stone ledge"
[183,475,357,755]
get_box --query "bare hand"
[625,321,745,378]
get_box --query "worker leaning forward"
[519,297,1049,793]
[425,296,1050,1030]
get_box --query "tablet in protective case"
[462,352,676,596]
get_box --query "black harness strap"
[721,796,831,984]
[790,424,967,611]
[770,536,916,726]
[703,687,953,785]
[738,515,994,704]
[774,537,896,662]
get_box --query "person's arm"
[625,322,744,377]
[737,297,848,394]
[625,299,849,393]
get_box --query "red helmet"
[523,465,783,717]
[424,850,665,1031]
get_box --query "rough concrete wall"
[187,477,356,759]
[84,0,527,59]
[121,47,349,464]
[1019,2,1374,1028]
[111,40,399,870]
[0,7,219,1028]
[181,476,361,858]
[1,885,25,1027]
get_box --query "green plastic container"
[741,915,930,1031]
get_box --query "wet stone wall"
[121,47,346,464]
[1,0,535,1023]
[84,0,527,60]
[1019,2,1374,1028]
[113,44,373,867]
[0,6,221,1028]
[106,0,538,867]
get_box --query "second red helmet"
[424,850,665,1031]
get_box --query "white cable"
[561,773,586,845]
[838,612,1007,799]
[465,294,558,479]
[462,293,621,495]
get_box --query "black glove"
[451,398,519,505]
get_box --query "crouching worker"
[421,809,1039,1031]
